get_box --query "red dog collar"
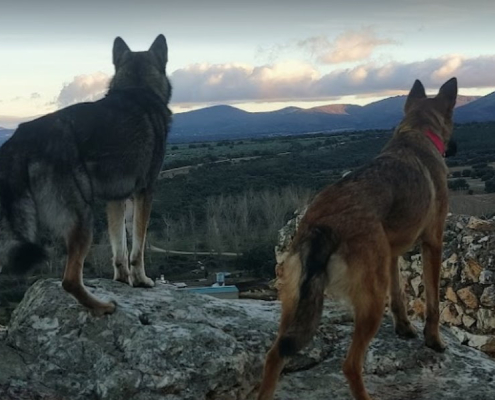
[425,129,445,156]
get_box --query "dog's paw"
[113,275,131,285]
[90,301,117,317]
[395,322,418,339]
[130,275,155,288]
[425,337,447,353]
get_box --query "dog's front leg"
[129,190,155,288]
[421,240,446,352]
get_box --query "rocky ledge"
[1,278,495,399]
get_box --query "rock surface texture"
[1,278,495,399]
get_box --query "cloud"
[52,54,495,108]
[298,28,397,64]
[316,55,495,97]
[56,72,110,107]
[255,42,291,64]
[30,92,41,99]
[0,114,41,129]
[170,61,320,103]
[171,54,495,104]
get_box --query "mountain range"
[169,94,491,141]
[1,92,494,144]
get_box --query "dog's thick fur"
[258,77,458,400]
[0,35,172,316]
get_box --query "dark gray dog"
[0,35,172,316]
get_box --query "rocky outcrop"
[1,279,333,400]
[2,278,495,399]
[276,212,495,355]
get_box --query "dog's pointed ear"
[113,37,131,67]
[404,79,427,113]
[436,77,458,117]
[149,34,168,70]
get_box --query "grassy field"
[449,193,495,216]
[163,132,368,168]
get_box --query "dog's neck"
[425,129,445,156]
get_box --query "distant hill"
[0,128,14,145]
[455,92,495,123]
[1,93,491,145]
[299,104,362,115]
[455,95,482,108]
[171,104,356,141]
[168,94,487,142]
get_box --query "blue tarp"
[185,285,238,294]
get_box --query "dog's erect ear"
[436,77,458,117]
[404,79,427,113]
[113,37,131,67]
[149,34,168,70]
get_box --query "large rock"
[2,278,495,400]
[1,279,337,400]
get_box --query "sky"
[1,0,495,128]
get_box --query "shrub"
[236,244,276,278]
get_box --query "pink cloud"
[298,28,397,64]
[56,72,110,107]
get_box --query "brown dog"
[258,77,458,400]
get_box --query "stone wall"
[276,211,495,354]
[402,215,495,353]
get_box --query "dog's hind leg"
[258,253,304,400]
[62,212,116,316]
[258,296,296,400]
[129,190,154,288]
[107,200,130,284]
[389,256,417,339]
[257,336,287,400]
[421,239,445,352]
[344,295,385,400]
[343,241,389,400]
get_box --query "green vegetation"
[447,122,495,167]
[42,123,495,277]
[3,122,495,324]
[148,131,391,270]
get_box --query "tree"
[485,179,495,193]
[481,171,495,182]
[448,178,470,191]
[236,244,276,278]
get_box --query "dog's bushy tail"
[6,241,47,274]
[0,182,48,275]
[278,226,339,357]
[0,200,47,274]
